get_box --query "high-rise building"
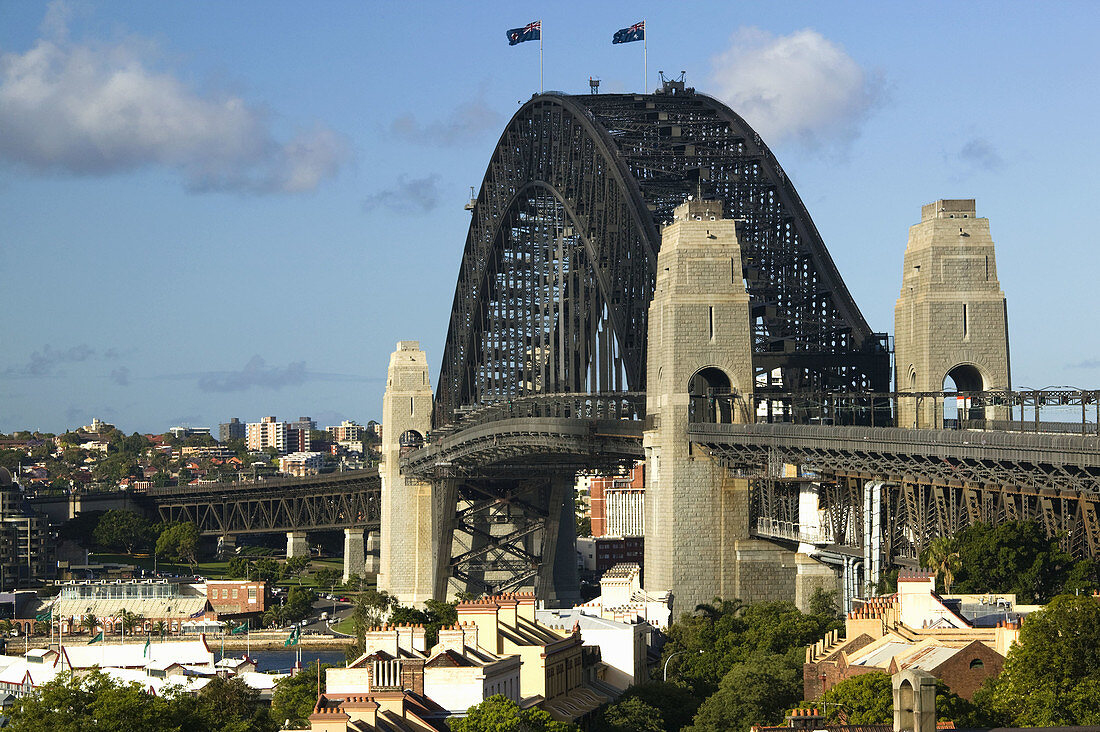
[219,418,245,443]
[247,416,310,454]
[327,420,365,443]
[590,463,645,538]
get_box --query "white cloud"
[0,7,349,193]
[708,28,882,152]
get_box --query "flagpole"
[643,20,647,92]
[539,20,544,93]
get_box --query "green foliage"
[950,520,1075,602]
[685,654,801,732]
[5,669,275,731]
[818,672,893,724]
[155,522,200,569]
[816,671,992,728]
[595,696,664,732]
[449,694,576,732]
[314,567,341,590]
[576,514,591,537]
[283,586,318,623]
[388,599,459,646]
[808,587,838,618]
[282,556,310,583]
[252,557,281,584]
[606,682,700,732]
[661,598,841,698]
[197,676,278,732]
[58,510,106,548]
[986,594,1100,726]
[93,509,155,554]
[271,662,328,729]
[920,535,961,593]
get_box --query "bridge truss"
[426,86,891,596]
[689,422,1100,562]
[146,470,380,537]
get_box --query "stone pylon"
[895,200,1010,428]
[643,198,798,611]
[377,341,436,604]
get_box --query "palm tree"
[120,609,144,635]
[151,620,167,638]
[694,597,745,620]
[80,613,99,635]
[923,536,962,593]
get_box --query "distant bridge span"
[142,470,380,537]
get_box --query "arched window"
[943,364,986,423]
[688,367,734,423]
[969,658,984,670]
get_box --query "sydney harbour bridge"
[127,80,1100,610]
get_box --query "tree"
[155,522,200,570]
[950,520,1074,602]
[604,682,700,732]
[282,586,317,624]
[80,613,99,635]
[251,557,281,584]
[93,510,154,554]
[314,567,341,592]
[272,662,329,729]
[685,654,801,732]
[660,599,841,698]
[282,556,310,584]
[809,587,838,618]
[920,535,961,594]
[5,669,203,731]
[58,511,105,549]
[986,594,1100,726]
[818,671,893,724]
[119,609,144,635]
[593,696,665,732]
[197,675,277,732]
[449,694,576,732]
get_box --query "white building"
[280,451,324,476]
[325,623,522,716]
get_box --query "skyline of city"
[4,1,1100,433]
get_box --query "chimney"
[341,696,378,728]
[457,599,500,654]
[363,625,399,658]
[495,594,519,628]
[396,624,427,654]
[515,592,537,622]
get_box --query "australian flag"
[507,21,541,46]
[613,21,644,44]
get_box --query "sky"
[2,1,1099,434]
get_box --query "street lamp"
[663,649,703,682]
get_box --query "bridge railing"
[437,392,646,435]
[752,518,830,545]
[749,389,1100,435]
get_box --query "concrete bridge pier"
[286,531,309,559]
[343,528,365,582]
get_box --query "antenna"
[589,77,600,94]
[464,187,476,212]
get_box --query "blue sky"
[2,1,1098,434]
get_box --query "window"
[969,658,984,669]
[232,589,238,599]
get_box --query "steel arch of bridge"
[436,90,890,426]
